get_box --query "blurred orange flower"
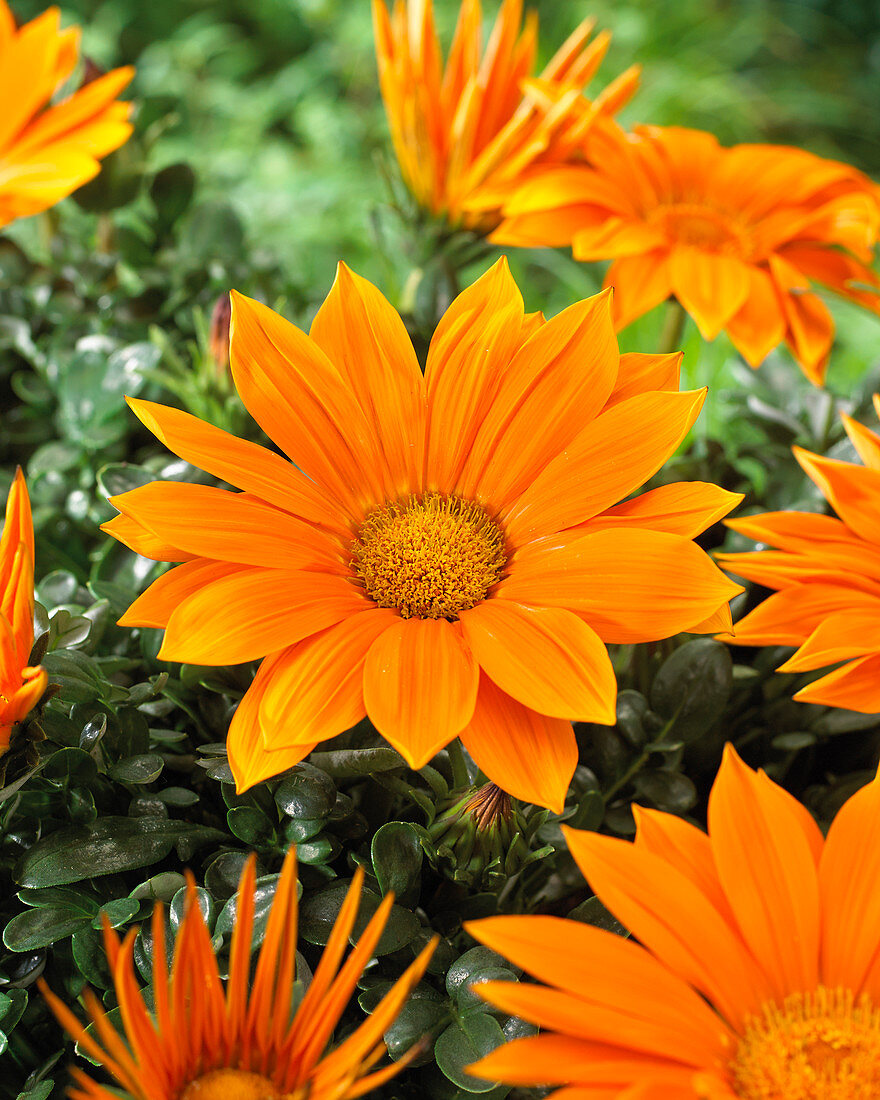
[372,0,639,232]
[0,470,46,756]
[103,258,740,811]
[468,744,880,1097]
[494,123,880,384]
[43,848,436,1100]
[0,0,133,228]
[718,397,880,713]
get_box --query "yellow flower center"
[652,203,750,256]
[731,987,880,1100]
[351,493,506,620]
[179,1069,283,1100]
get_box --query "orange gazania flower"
[718,397,880,713]
[102,258,741,812]
[494,123,880,384]
[43,848,437,1100]
[467,744,880,1098]
[0,0,134,229]
[372,0,639,232]
[1,470,47,755]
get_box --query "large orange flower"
[372,0,639,232]
[718,397,880,713]
[43,848,436,1100]
[494,122,880,384]
[103,258,741,811]
[0,0,133,229]
[468,744,880,1098]
[1,470,46,755]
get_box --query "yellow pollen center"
[351,493,507,620]
[179,1069,284,1100]
[651,203,750,256]
[731,987,880,1100]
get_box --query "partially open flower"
[0,0,134,228]
[373,0,639,232]
[0,470,47,759]
[43,848,437,1100]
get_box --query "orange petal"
[588,483,742,539]
[158,570,370,665]
[424,258,524,491]
[126,398,343,531]
[460,601,616,723]
[500,529,742,644]
[724,266,786,368]
[100,512,194,563]
[706,744,820,1000]
[605,252,673,331]
[309,263,427,499]
[841,411,880,472]
[460,673,577,812]
[0,468,33,588]
[118,560,245,628]
[777,607,880,672]
[793,446,880,546]
[259,609,400,745]
[362,617,479,767]
[668,247,751,341]
[502,388,706,545]
[573,217,666,261]
[605,352,681,408]
[792,652,880,712]
[458,289,619,510]
[724,584,880,647]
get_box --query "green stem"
[659,298,687,355]
[447,738,471,791]
[602,750,650,805]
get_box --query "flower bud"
[209,293,232,375]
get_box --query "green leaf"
[93,898,141,930]
[446,948,514,1010]
[149,163,196,231]
[3,908,91,951]
[42,649,109,703]
[215,874,285,948]
[632,770,698,814]
[650,638,733,742]
[274,763,336,820]
[372,821,423,906]
[109,754,165,784]
[300,881,421,954]
[383,996,449,1064]
[435,1013,506,1092]
[42,748,99,787]
[227,806,276,846]
[309,747,406,778]
[15,818,226,887]
[17,886,99,916]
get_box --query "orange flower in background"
[0,0,133,229]
[494,123,880,384]
[372,0,639,232]
[718,397,880,713]
[468,744,880,1098]
[103,258,741,811]
[43,848,437,1100]
[1,470,47,755]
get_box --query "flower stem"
[446,737,471,790]
[659,298,687,354]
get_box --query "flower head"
[494,123,880,384]
[0,0,133,229]
[718,396,880,713]
[467,744,880,1098]
[372,0,639,232]
[43,848,437,1100]
[0,470,46,756]
[103,258,741,811]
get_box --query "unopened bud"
[209,293,231,375]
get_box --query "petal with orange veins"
[158,569,370,665]
[0,469,33,589]
[363,617,479,767]
[707,744,821,999]
[108,482,343,572]
[126,398,343,531]
[459,289,619,509]
[100,513,194,563]
[692,602,734,636]
[500,529,741,644]
[668,247,751,341]
[777,607,880,672]
[229,291,386,515]
[724,584,880,647]
[841,411,880,472]
[819,772,880,994]
[466,915,733,1066]
[460,601,616,723]
[792,447,880,546]
[605,252,673,331]
[228,653,317,792]
[460,673,577,812]
[309,263,427,499]
[724,266,786,368]
[604,351,681,408]
[768,256,833,384]
[793,652,880,712]
[425,258,524,491]
[13,66,133,156]
[588,483,742,539]
[118,560,245,628]
[725,509,863,555]
[573,217,666,261]
[259,609,400,746]
[502,388,706,545]
[715,549,880,599]
[563,824,772,1030]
